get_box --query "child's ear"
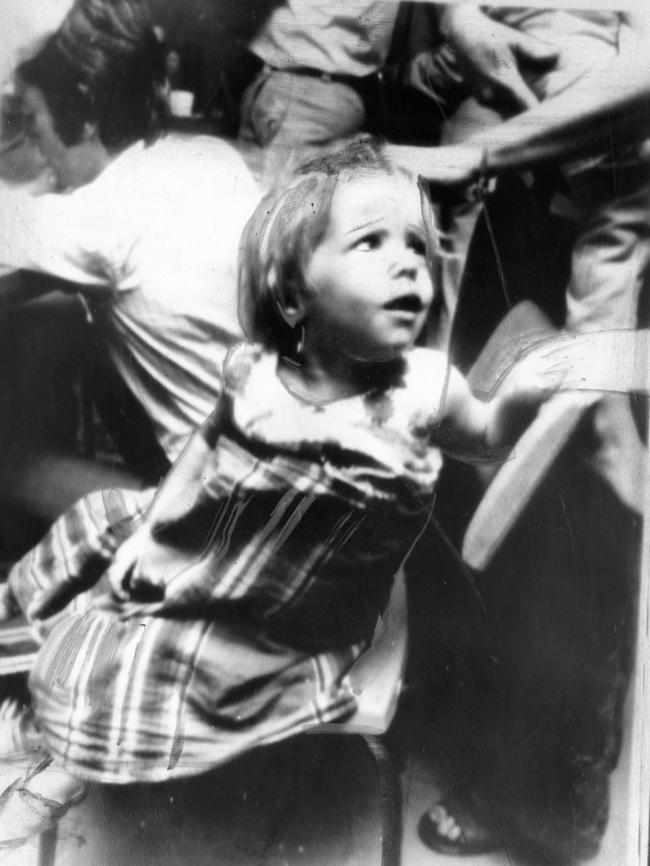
[269,265,307,328]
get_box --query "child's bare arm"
[431,365,500,462]
[434,353,564,460]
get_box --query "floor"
[0,683,635,866]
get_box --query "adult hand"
[439,3,560,111]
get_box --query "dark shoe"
[418,797,501,856]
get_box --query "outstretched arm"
[436,2,560,111]
[436,308,646,461]
[438,326,650,460]
[502,329,650,397]
[432,353,564,462]
[388,9,650,184]
[470,8,650,174]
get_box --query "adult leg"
[565,168,650,331]
[516,11,650,520]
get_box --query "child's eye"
[354,233,381,251]
[407,233,427,257]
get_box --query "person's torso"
[89,135,261,460]
[250,1,399,76]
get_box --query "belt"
[247,53,385,131]
[262,63,383,93]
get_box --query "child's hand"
[481,345,570,450]
[498,344,569,408]
[107,524,157,599]
[503,331,650,398]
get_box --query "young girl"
[1,140,563,838]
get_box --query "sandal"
[0,754,86,848]
[418,796,501,856]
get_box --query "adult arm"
[388,9,650,184]
[436,2,560,111]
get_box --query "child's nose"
[391,244,421,279]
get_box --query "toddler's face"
[303,174,433,363]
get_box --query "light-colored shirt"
[489,9,620,93]
[0,135,261,460]
[250,1,398,77]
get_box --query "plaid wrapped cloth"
[10,487,154,641]
[19,345,445,783]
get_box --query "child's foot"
[418,796,500,856]
[0,756,86,848]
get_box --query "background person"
[387,6,650,857]
[407,4,649,332]
[0,0,260,552]
[238,0,402,173]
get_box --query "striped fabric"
[0,619,39,676]
[9,487,154,641]
[19,344,446,783]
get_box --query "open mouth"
[383,294,424,314]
